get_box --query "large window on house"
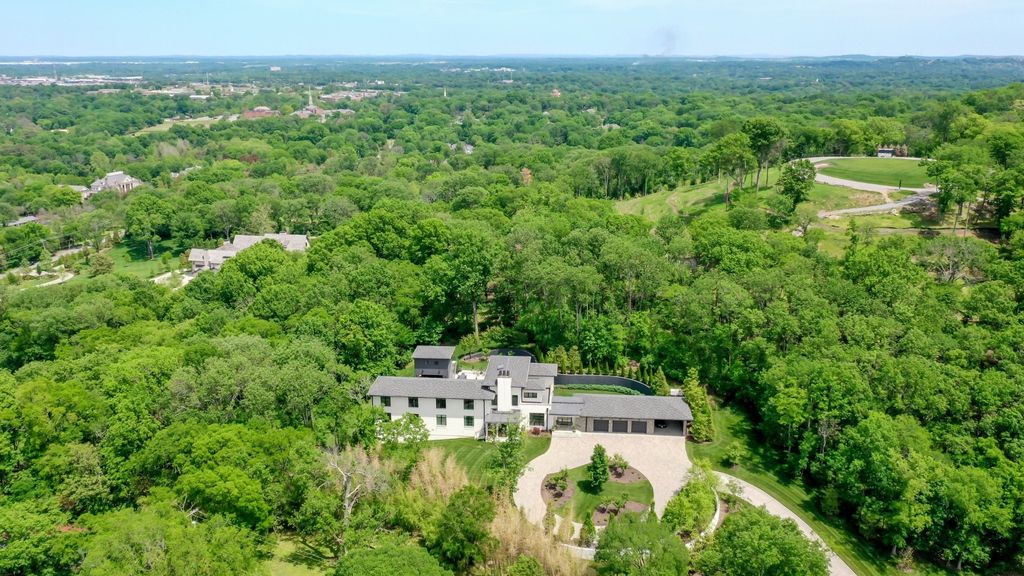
[464,416,474,427]
[523,391,539,400]
[408,397,419,408]
[380,396,391,407]
[464,399,474,410]
[512,395,519,407]
[529,413,545,426]
[436,415,447,426]
[436,398,446,409]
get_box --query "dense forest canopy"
[1,56,1023,575]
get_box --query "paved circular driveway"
[514,431,691,525]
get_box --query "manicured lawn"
[819,158,931,188]
[135,116,223,134]
[803,182,886,212]
[266,536,328,576]
[554,464,653,523]
[689,401,951,576]
[106,240,186,279]
[616,181,727,221]
[429,435,551,485]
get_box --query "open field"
[818,158,931,188]
[429,436,551,485]
[135,116,223,134]
[689,402,951,576]
[554,464,653,523]
[615,181,726,221]
[106,240,186,278]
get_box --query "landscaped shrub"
[588,445,610,490]
[682,368,714,441]
[555,384,641,396]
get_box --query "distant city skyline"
[4,0,1022,58]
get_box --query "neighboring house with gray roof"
[89,171,143,196]
[367,348,692,440]
[188,233,310,272]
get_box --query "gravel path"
[716,472,857,576]
[514,431,690,526]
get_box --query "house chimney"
[496,366,512,412]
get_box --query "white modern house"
[367,346,693,440]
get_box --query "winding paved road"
[716,472,856,576]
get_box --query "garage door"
[593,419,609,432]
[631,420,648,434]
[612,420,629,433]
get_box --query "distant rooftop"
[411,345,457,360]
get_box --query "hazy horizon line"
[1,53,1023,61]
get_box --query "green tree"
[336,544,452,576]
[579,514,597,547]
[777,159,816,205]
[489,420,527,499]
[125,193,172,259]
[697,507,828,576]
[595,512,689,576]
[682,368,714,442]
[89,252,114,276]
[742,117,787,190]
[81,503,264,576]
[430,485,496,572]
[662,460,718,537]
[588,444,610,490]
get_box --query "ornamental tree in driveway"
[588,444,610,490]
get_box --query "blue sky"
[4,0,1021,57]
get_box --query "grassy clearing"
[266,536,328,576]
[135,116,223,134]
[555,464,654,523]
[615,181,726,221]
[429,435,551,485]
[107,240,186,279]
[689,402,951,576]
[805,182,886,211]
[819,158,930,188]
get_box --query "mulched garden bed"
[541,473,576,509]
[609,466,644,484]
[591,500,649,526]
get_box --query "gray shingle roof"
[483,355,532,388]
[528,363,558,377]
[368,376,494,400]
[411,345,457,360]
[549,394,693,421]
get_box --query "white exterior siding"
[371,395,487,439]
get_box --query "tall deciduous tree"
[698,507,828,576]
[777,159,816,205]
[742,117,787,190]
